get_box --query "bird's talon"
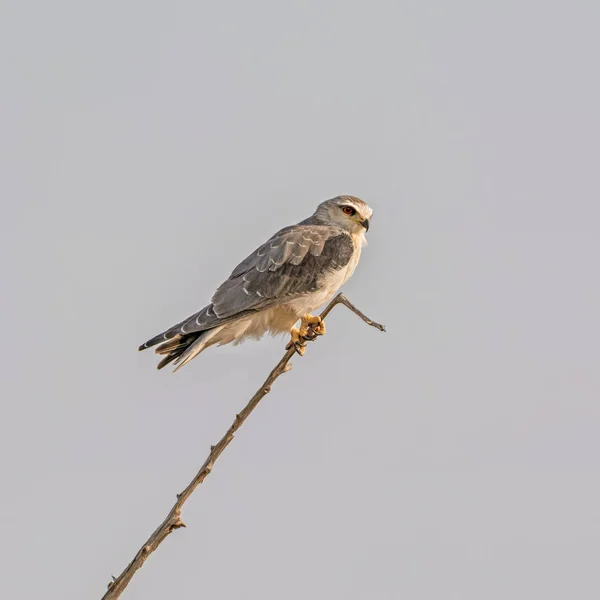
[287,327,307,355]
[294,343,306,356]
[299,314,323,338]
[310,321,326,336]
[285,340,306,356]
[303,328,318,341]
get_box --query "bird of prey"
[139,195,373,371]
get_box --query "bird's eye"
[342,206,356,216]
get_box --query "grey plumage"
[211,226,354,318]
[139,195,372,370]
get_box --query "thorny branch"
[102,293,385,600]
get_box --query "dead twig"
[102,293,385,599]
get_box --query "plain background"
[2,1,599,598]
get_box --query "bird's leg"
[300,314,325,339]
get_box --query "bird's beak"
[361,218,370,231]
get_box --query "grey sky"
[1,1,599,598]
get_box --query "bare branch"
[102,294,384,599]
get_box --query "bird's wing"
[210,224,354,319]
[139,224,354,350]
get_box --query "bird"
[139,195,373,371]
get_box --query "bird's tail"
[139,326,223,371]
[152,333,202,370]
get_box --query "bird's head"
[313,195,373,236]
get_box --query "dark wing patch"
[210,226,354,319]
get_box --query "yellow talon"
[286,327,306,356]
[299,314,323,337]
[286,315,325,355]
[311,320,326,336]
